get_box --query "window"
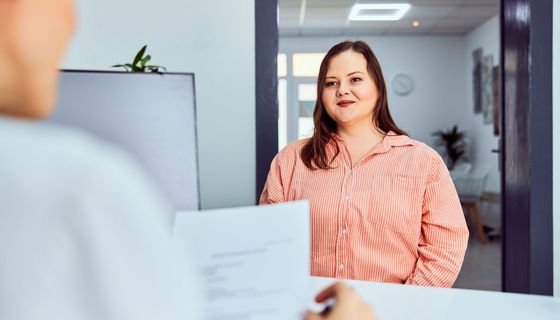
[278,78,288,150]
[297,83,317,139]
[278,53,287,78]
[292,53,325,77]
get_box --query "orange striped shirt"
[260,132,469,287]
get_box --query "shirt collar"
[332,130,414,146]
[382,131,415,147]
[330,130,415,156]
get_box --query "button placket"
[340,167,356,278]
[338,165,353,278]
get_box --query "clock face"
[392,74,414,96]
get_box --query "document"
[173,201,311,320]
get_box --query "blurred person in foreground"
[0,1,375,319]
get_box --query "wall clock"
[392,73,414,96]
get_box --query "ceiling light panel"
[348,3,411,21]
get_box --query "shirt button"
[345,195,350,201]
[342,229,347,235]
[339,264,344,270]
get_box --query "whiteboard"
[49,70,200,211]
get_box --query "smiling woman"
[260,40,469,287]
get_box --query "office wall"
[464,15,501,193]
[554,0,559,297]
[62,0,255,209]
[280,35,466,151]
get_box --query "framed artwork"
[472,48,483,114]
[482,55,494,124]
[492,66,500,136]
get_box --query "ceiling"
[279,0,500,36]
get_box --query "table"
[311,277,560,319]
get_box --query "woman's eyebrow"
[325,71,365,79]
[347,71,365,76]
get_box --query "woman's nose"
[336,83,350,96]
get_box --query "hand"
[303,282,376,320]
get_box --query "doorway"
[256,0,554,295]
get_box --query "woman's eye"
[325,81,337,87]
[351,77,362,83]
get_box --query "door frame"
[501,0,554,295]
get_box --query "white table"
[311,277,560,319]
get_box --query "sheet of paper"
[173,201,311,320]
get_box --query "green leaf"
[113,45,167,73]
[112,64,130,72]
[146,65,167,73]
[132,45,147,67]
[140,55,151,68]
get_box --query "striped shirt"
[260,132,469,287]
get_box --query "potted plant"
[432,125,467,170]
[112,45,166,73]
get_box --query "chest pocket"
[362,176,423,234]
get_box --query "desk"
[311,277,560,319]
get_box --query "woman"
[0,1,374,319]
[261,40,469,287]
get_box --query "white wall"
[553,0,560,297]
[63,0,255,209]
[464,15,501,193]
[280,36,466,150]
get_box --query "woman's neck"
[336,121,385,165]
[336,121,384,144]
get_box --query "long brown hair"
[300,40,407,170]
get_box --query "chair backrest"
[451,164,491,200]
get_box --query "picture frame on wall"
[472,48,483,114]
[492,66,500,136]
[482,55,494,124]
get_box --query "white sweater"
[0,117,202,320]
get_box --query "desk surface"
[311,277,560,320]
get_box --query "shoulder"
[385,135,447,178]
[0,118,171,223]
[0,118,139,172]
[389,134,442,161]
[409,138,443,160]
[404,137,450,178]
[275,138,310,163]
[280,138,310,154]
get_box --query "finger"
[314,282,350,303]
[302,310,323,320]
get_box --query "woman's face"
[321,50,379,130]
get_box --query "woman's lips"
[337,100,354,107]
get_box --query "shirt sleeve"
[405,153,469,287]
[259,153,287,204]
